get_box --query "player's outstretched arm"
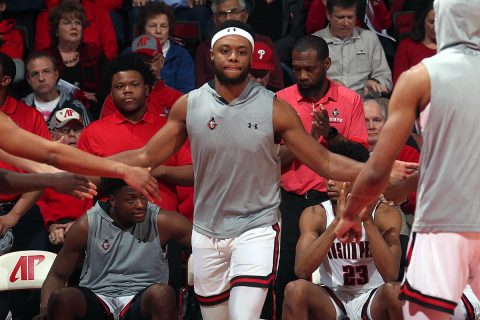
[110,95,189,169]
[0,112,159,201]
[273,98,363,183]
[335,64,430,241]
[294,204,333,279]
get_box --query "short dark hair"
[104,53,156,89]
[100,178,128,196]
[326,0,358,13]
[293,35,330,60]
[48,0,88,47]
[25,51,59,73]
[135,1,176,37]
[0,52,16,85]
[329,141,370,163]
[212,20,255,41]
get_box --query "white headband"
[211,27,254,49]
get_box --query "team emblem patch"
[332,108,339,117]
[207,117,218,130]
[101,239,111,251]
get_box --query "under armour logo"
[257,49,266,59]
[248,122,258,129]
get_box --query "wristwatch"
[326,126,338,141]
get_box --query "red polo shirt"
[0,97,51,201]
[77,108,190,210]
[276,80,368,194]
[99,81,183,119]
[37,189,92,228]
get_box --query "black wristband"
[326,126,338,141]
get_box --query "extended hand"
[333,183,363,243]
[50,172,97,199]
[311,106,330,140]
[123,166,160,203]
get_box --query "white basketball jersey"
[318,200,384,294]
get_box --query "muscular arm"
[364,203,402,282]
[340,64,430,220]
[157,209,193,248]
[274,98,364,182]
[152,165,194,187]
[0,191,42,235]
[0,149,61,174]
[109,95,189,169]
[294,205,334,279]
[40,216,88,311]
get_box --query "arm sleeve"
[0,29,25,59]
[369,34,393,92]
[305,0,327,34]
[34,11,52,51]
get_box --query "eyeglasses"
[214,8,245,20]
[55,126,84,134]
[59,18,83,27]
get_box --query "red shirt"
[175,139,194,221]
[397,143,420,215]
[100,81,183,119]
[0,97,51,201]
[276,80,368,194]
[77,108,188,210]
[37,189,92,228]
[0,19,25,59]
[35,1,118,60]
[393,38,436,85]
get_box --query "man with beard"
[106,20,416,320]
[274,34,368,318]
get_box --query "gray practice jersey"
[186,80,281,238]
[79,202,169,297]
[413,0,480,232]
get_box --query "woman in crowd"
[136,1,195,93]
[392,1,436,85]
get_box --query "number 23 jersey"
[318,200,384,294]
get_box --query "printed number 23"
[342,265,369,285]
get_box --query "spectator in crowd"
[313,0,392,98]
[135,1,195,93]
[77,53,193,212]
[35,0,118,61]
[364,98,418,215]
[275,34,368,319]
[246,0,306,66]
[195,0,284,91]
[283,141,403,320]
[0,0,26,85]
[38,108,92,252]
[100,34,183,119]
[393,0,435,85]
[35,177,192,320]
[249,41,276,90]
[22,51,91,125]
[128,0,212,41]
[45,1,108,118]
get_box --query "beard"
[296,73,327,99]
[212,61,250,85]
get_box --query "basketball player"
[109,20,416,320]
[283,141,403,320]
[334,0,480,319]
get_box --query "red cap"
[132,35,163,57]
[251,41,274,71]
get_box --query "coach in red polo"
[274,35,368,318]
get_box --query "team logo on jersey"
[248,122,258,130]
[207,117,218,130]
[101,239,111,251]
[330,108,343,123]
